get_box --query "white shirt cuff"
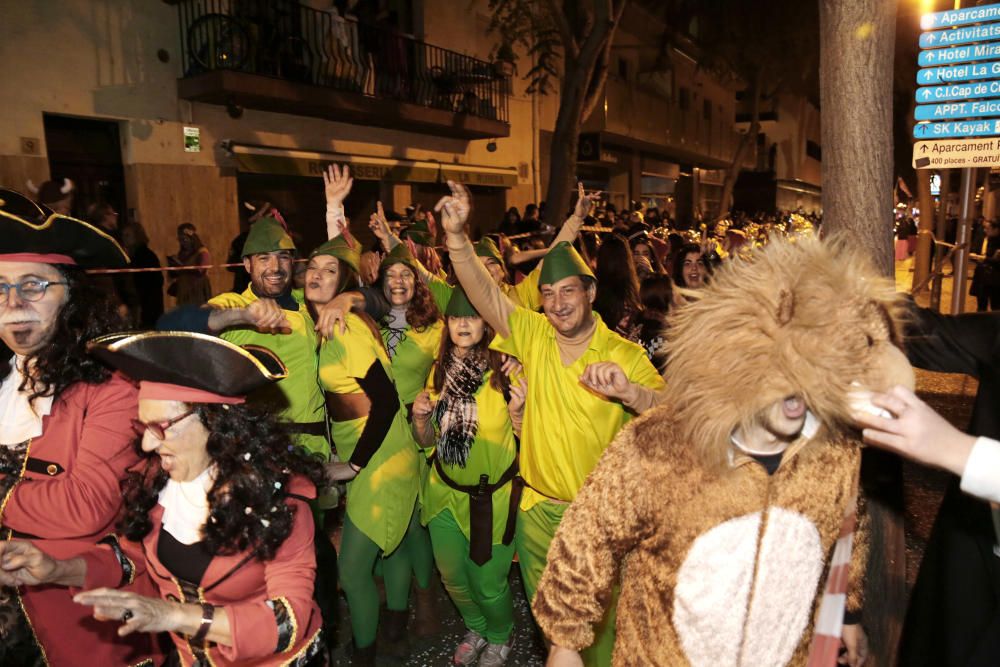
[960,437,1000,504]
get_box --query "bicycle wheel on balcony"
[187,14,251,73]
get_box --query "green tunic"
[420,369,517,545]
[380,320,445,406]
[207,287,328,459]
[319,313,420,553]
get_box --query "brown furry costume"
[532,237,915,666]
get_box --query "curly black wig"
[0,265,124,402]
[120,403,326,561]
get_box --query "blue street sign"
[915,98,1000,120]
[921,3,1000,30]
[917,79,1000,102]
[920,22,1000,49]
[919,42,1000,67]
[914,119,1000,139]
[918,61,1000,84]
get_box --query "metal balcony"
[175,0,510,139]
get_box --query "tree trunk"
[819,0,897,274]
[545,69,590,225]
[820,4,902,665]
[716,71,761,222]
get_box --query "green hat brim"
[242,216,296,256]
[311,237,361,274]
[380,243,419,272]
[445,287,479,318]
[538,241,595,287]
[474,238,504,267]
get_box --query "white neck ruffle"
[158,465,216,545]
[0,355,54,446]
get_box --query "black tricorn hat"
[0,188,129,269]
[88,331,287,403]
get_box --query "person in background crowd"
[970,219,1000,312]
[167,223,212,306]
[438,181,665,666]
[0,332,327,667]
[593,234,643,343]
[86,202,140,321]
[629,231,666,279]
[498,207,521,237]
[120,221,164,328]
[672,242,708,289]
[412,288,524,667]
[0,188,158,666]
[518,204,541,235]
[28,177,75,216]
[637,274,673,372]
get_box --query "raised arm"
[551,183,599,248]
[437,181,516,337]
[323,163,353,240]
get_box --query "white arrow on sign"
[922,70,934,81]
[927,33,937,43]
[921,88,932,99]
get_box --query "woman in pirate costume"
[304,234,423,664]
[411,287,523,667]
[0,332,327,666]
[0,188,157,666]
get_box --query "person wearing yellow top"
[434,182,665,667]
[411,288,524,667]
[304,234,421,666]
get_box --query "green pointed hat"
[310,236,361,274]
[445,286,479,318]
[242,215,296,257]
[402,219,433,246]
[380,242,418,272]
[539,241,594,286]
[474,237,504,267]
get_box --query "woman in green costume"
[303,233,421,666]
[412,287,525,667]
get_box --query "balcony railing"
[176,0,510,124]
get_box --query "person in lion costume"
[532,236,915,667]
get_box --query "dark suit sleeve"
[350,360,400,469]
[905,307,1000,377]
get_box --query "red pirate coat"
[80,475,323,667]
[0,372,159,666]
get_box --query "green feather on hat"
[538,241,595,287]
[310,235,361,274]
[402,219,433,246]
[445,286,479,318]
[474,238,504,267]
[380,243,419,272]
[242,215,296,257]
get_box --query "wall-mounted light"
[486,141,498,152]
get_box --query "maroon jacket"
[0,372,159,666]
[80,476,323,666]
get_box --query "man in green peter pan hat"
[435,181,665,667]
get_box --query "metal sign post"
[913,1,1000,312]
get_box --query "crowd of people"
[0,170,998,667]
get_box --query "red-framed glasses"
[131,410,195,440]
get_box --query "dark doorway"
[43,114,126,223]
[236,173,382,255]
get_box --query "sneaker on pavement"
[477,639,513,667]
[453,630,488,666]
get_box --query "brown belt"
[432,455,524,566]
[326,392,371,422]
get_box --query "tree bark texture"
[819,0,897,276]
[820,2,903,666]
[717,69,761,222]
[542,0,627,223]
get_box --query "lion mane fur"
[662,234,909,471]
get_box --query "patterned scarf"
[433,352,488,467]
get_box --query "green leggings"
[428,509,515,644]
[404,503,435,589]
[516,501,617,667]
[339,511,415,649]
